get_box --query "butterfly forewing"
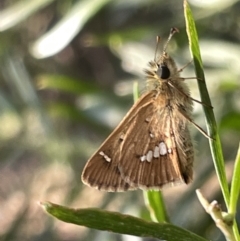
[81,91,155,191]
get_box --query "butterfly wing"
[81,91,155,191]
[118,94,194,189]
[82,90,194,191]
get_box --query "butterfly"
[81,27,207,192]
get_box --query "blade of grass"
[183,1,239,240]
[183,0,229,206]
[229,143,240,215]
[229,144,240,241]
[41,201,209,241]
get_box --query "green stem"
[143,191,169,223]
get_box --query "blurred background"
[0,0,239,241]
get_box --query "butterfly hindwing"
[118,94,193,189]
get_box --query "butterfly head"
[157,52,179,79]
[145,28,180,89]
[145,53,179,90]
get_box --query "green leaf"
[229,144,240,241]
[229,144,240,215]
[41,201,209,241]
[183,1,239,240]
[183,0,230,206]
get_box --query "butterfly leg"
[168,81,213,108]
[177,59,193,73]
[178,107,213,140]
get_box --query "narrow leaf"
[183,0,230,206]
[41,202,209,241]
[183,1,239,239]
[229,144,240,215]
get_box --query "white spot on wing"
[99,151,111,162]
[153,146,160,158]
[159,142,167,156]
[140,155,146,162]
[146,150,153,162]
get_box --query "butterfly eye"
[157,64,170,79]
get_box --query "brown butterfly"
[81,27,207,192]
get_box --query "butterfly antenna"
[162,27,179,54]
[154,36,161,62]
